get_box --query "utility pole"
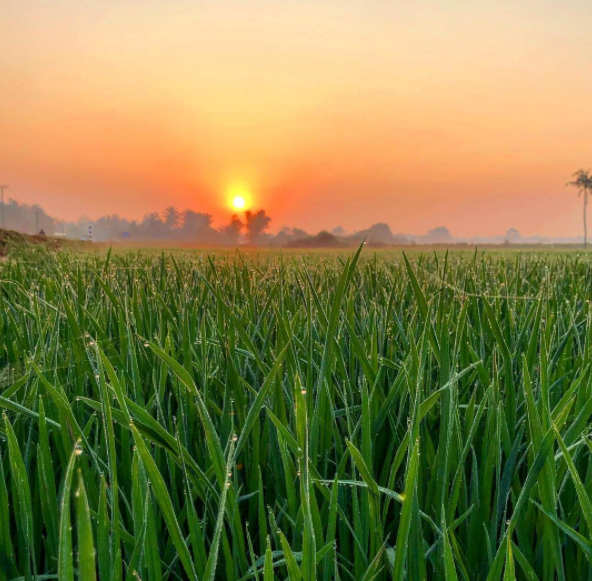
[35,211,39,235]
[0,185,8,230]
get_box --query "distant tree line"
[0,200,281,245]
[5,169,592,246]
[1,199,56,236]
[0,197,462,246]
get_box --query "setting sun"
[228,185,252,212]
[232,195,246,210]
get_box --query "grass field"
[2,243,592,580]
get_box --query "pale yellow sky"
[1,0,591,236]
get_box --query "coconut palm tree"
[567,169,592,248]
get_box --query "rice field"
[2,244,592,580]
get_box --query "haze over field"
[5,5,592,579]
[1,0,592,237]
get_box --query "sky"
[1,0,592,237]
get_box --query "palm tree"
[567,169,592,248]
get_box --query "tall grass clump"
[1,244,592,580]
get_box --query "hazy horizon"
[2,0,592,238]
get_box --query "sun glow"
[232,195,246,210]
[228,186,252,212]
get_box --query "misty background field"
[2,244,592,580]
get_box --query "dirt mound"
[0,229,71,256]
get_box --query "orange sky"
[1,0,592,237]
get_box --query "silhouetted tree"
[286,230,345,248]
[94,214,131,241]
[3,198,57,234]
[221,214,244,246]
[351,223,394,245]
[163,206,181,230]
[270,227,310,247]
[181,211,218,242]
[505,228,520,241]
[567,169,592,248]
[245,210,271,244]
[424,226,453,244]
[139,212,167,239]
